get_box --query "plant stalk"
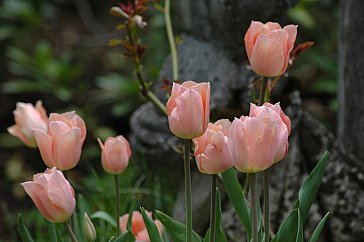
[65,220,78,242]
[210,174,217,242]
[250,173,258,242]
[184,139,192,242]
[164,0,178,81]
[114,175,120,236]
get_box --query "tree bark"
[338,0,364,158]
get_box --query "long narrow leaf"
[154,210,203,242]
[272,209,299,242]
[46,221,57,242]
[296,211,303,242]
[90,211,117,228]
[294,152,328,223]
[140,207,163,242]
[17,214,34,242]
[114,230,135,242]
[308,212,330,242]
[221,168,251,239]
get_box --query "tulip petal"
[283,24,297,52]
[56,128,82,170]
[33,129,54,167]
[265,22,282,30]
[244,21,265,60]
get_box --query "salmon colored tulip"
[229,103,290,173]
[97,135,131,175]
[244,21,297,77]
[166,81,210,139]
[119,211,164,242]
[33,111,87,171]
[8,101,48,148]
[21,167,75,223]
[193,119,233,174]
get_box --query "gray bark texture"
[338,0,364,159]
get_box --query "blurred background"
[0,0,338,241]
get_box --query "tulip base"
[184,139,192,242]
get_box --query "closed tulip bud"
[98,135,131,175]
[84,212,96,241]
[229,103,290,173]
[119,211,163,242]
[21,167,75,223]
[244,21,297,77]
[166,81,210,139]
[8,101,48,148]
[33,111,87,171]
[193,119,233,174]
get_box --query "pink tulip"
[8,101,48,148]
[120,211,164,242]
[97,135,131,175]
[193,119,233,174]
[33,111,87,171]
[229,103,290,173]
[21,167,75,223]
[244,21,297,77]
[166,81,210,139]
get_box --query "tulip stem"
[210,174,217,242]
[243,174,250,195]
[165,0,178,81]
[114,175,120,236]
[259,77,268,105]
[65,220,78,242]
[250,173,258,242]
[184,139,192,242]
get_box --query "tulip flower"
[120,211,163,242]
[8,100,48,148]
[244,21,297,77]
[21,167,75,223]
[193,119,233,174]
[33,111,87,171]
[97,135,131,175]
[229,103,290,173]
[166,81,210,139]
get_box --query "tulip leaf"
[294,151,328,224]
[154,210,203,242]
[308,212,330,242]
[203,188,227,242]
[113,230,135,242]
[140,207,163,242]
[90,211,117,228]
[17,214,35,242]
[296,211,303,242]
[272,209,300,242]
[221,168,251,239]
[46,221,57,242]
[108,236,115,242]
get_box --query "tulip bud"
[33,111,87,171]
[244,21,297,77]
[8,100,48,148]
[193,119,233,174]
[98,135,131,175]
[21,167,75,223]
[84,212,96,241]
[166,81,210,139]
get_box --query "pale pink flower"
[33,111,87,170]
[21,167,75,223]
[193,119,233,174]
[8,101,48,148]
[166,81,210,139]
[98,135,131,175]
[244,21,297,77]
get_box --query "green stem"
[164,0,178,81]
[259,77,268,105]
[243,173,250,195]
[65,220,78,242]
[250,173,258,242]
[184,139,192,242]
[210,174,217,242]
[263,170,270,242]
[114,175,120,236]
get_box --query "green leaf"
[113,230,135,242]
[140,207,163,242]
[308,212,330,242]
[46,221,57,242]
[221,168,251,239]
[90,211,117,228]
[154,210,203,242]
[17,214,34,242]
[296,211,303,242]
[203,188,227,242]
[272,209,299,242]
[294,151,328,223]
